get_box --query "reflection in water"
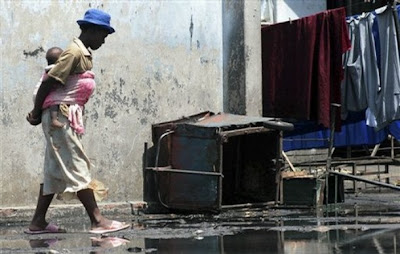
[9,210,400,254]
[29,238,60,254]
[145,228,400,254]
[29,238,59,248]
[90,236,130,253]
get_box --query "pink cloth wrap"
[43,71,96,134]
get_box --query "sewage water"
[2,223,400,253]
[2,213,400,253]
[2,192,400,253]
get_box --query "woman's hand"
[26,111,42,125]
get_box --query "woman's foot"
[25,222,66,234]
[28,220,49,232]
[90,219,130,234]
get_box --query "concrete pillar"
[223,0,246,115]
[222,0,262,116]
[244,0,262,116]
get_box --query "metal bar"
[219,126,272,139]
[352,164,356,193]
[335,175,338,206]
[378,164,381,193]
[330,171,400,191]
[218,141,223,210]
[148,167,224,177]
[155,130,175,168]
[371,144,380,157]
[144,142,148,169]
[276,130,283,204]
[326,104,340,206]
[221,201,275,210]
[282,151,296,172]
[235,136,242,193]
[283,138,330,142]
[391,135,395,159]
[293,158,400,167]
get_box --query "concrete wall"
[0,0,262,207]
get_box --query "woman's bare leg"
[77,188,112,228]
[28,184,54,230]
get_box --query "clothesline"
[338,0,397,9]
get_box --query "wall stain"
[146,78,152,88]
[174,78,183,88]
[105,105,118,119]
[120,78,125,88]
[154,72,162,82]
[200,57,209,64]
[132,97,139,110]
[90,110,99,121]
[105,86,132,108]
[141,90,157,117]
[189,15,194,50]
[23,46,44,58]
[1,102,12,126]
[140,118,148,125]
[2,112,12,126]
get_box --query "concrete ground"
[2,190,400,253]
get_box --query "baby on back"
[33,47,65,128]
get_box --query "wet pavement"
[2,192,400,253]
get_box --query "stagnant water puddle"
[2,204,400,253]
[2,224,400,253]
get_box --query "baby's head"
[45,47,63,65]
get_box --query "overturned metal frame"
[147,111,294,212]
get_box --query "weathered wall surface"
[1,0,264,208]
[0,0,228,207]
[244,0,262,116]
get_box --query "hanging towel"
[261,7,350,129]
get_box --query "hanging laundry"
[282,5,400,151]
[261,0,275,24]
[373,5,400,130]
[261,7,350,129]
[341,12,380,123]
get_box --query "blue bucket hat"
[77,9,115,34]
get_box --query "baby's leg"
[50,105,65,128]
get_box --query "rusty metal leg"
[235,137,242,195]
[352,164,356,193]
[275,131,283,204]
[326,104,340,208]
[219,142,223,209]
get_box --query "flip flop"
[89,221,130,234]
[24,223,66,235]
